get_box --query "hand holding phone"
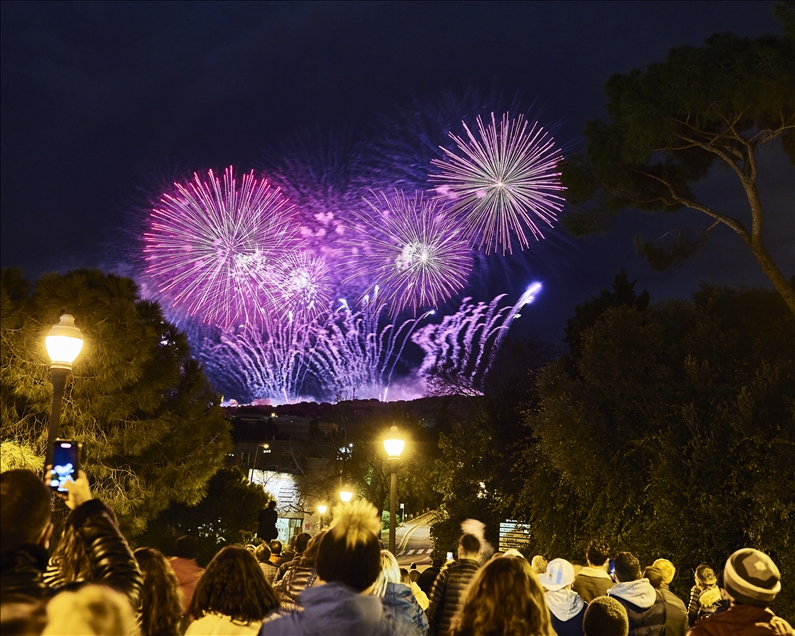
[62,470,92,510]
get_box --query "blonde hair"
[42,585,138,636]
[652,558,676,585]
[450,557,555,636]
[370,550,401,597]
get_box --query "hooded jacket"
[258,581,420,636]
[572,566,614,603]
[382,581,429,635]
[545,588,586,636]
[609,578,667,636]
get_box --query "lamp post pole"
[383,425,405,556]
[389,459,398,554]
[44,314,84,466]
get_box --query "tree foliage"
[429,337,553,558]
[514,283,795,613]
[135,466,270,566]
[0,268,232,537]
[561,30,795,314]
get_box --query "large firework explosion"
[144,167,301,330]
[349,190,472,316]
[430,112,565,255]
[138,96,562,403]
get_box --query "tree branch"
[632,169,751,243]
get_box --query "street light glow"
[339,488,353,503]
[45,314,84,369]
[317,504,328,515]
[383,425,405,458]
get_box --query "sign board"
[499,519,531,553]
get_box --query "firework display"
[350,191,472,316]
[144,167,301,330]
[430,113,565,255]
[139,101,562,403]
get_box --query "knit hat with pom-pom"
[316,500,382,592]
[724,548,780,608]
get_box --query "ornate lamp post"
[383,425,405,555]
[44,314,84,466]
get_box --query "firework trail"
[430,113,565,255]
[143,167,301,330]
[197,317,316,404]
[349,191,473,317]
[312,291,434,401]
[412,283,542,394]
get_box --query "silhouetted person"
[168,535,203,616]
[258,501,278,542]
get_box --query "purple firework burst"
[430,113,565,255]
[350,191,473,316]
[144,167,300,330]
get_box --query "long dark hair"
[189,545,278,624]
[134,547,182,636]
[450,556,555,636]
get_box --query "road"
[381,510,436,568]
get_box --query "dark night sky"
[2,1,793,346]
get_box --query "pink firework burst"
[144,167,300,330]
[272,252,333,321]
[350,191,472,316]
[430,112,565,255]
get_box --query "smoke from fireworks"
[350,191,473,316]
[430,113,565,255]
[144,167,301,329]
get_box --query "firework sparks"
[144,167,301,330]
[430,113,565,255]
[350,191,472,316]
[412,283,542,394]
[272,252,333,322]
[312,290,434,401]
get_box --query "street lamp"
[339,487,353,503]
[45,314,84,466]
[383,425,405,555]
[317,504,328,531]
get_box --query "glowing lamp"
[46,314,84,369]
[317,504,328,515]
[339,488,353,503]
[383,426,404,459]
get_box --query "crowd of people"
[1,467,792,636]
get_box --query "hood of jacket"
[284,581,396,635]
[577,566,612,579]
[609,578,657,609]
[545,588,586,622]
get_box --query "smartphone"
[48,439,81,492]
[446,551,453,562]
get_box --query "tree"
[0,268,232,536]
[135,466,271,566]
[515,284,795,613]
[561,29,795,314]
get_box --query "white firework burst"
[349,190,472,316]
[430,112,565,255]
[273,252,333,321]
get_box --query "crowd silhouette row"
[1,468,791,635]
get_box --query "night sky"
[2,1,792,348]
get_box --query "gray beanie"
[724,548,781,608]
